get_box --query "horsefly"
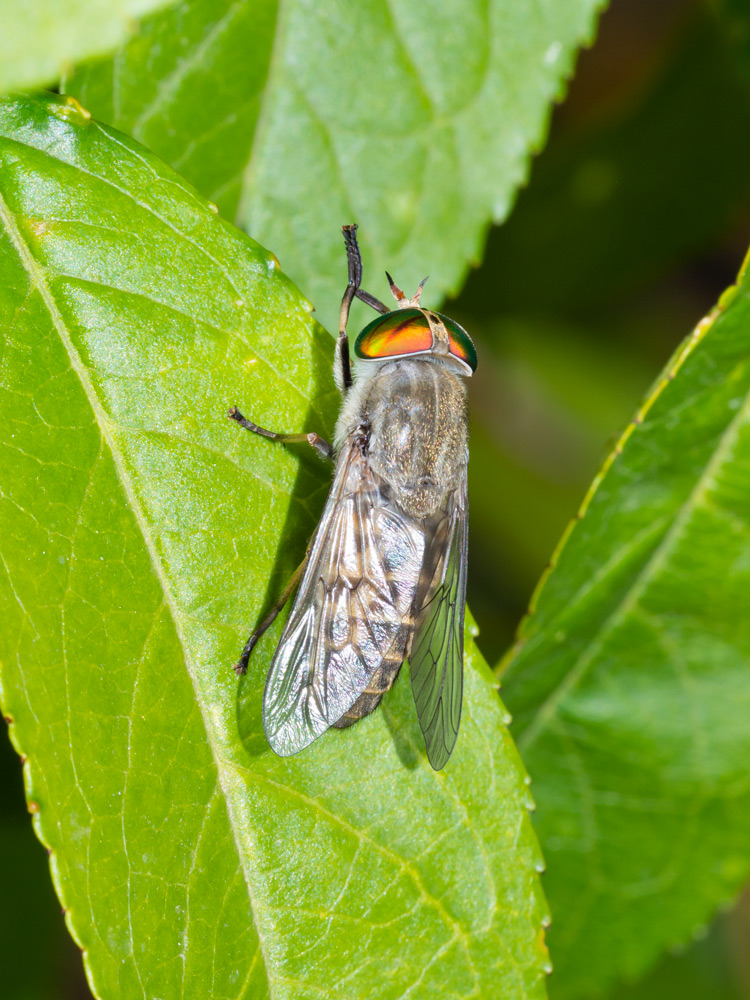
[228,225,476,769]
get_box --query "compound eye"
[437,313,478,372]
[354,308,433,361]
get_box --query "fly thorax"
[365,359,468,519]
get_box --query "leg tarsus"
[233,552,309,674]
[228,406,276,440]
[233,633,260,675]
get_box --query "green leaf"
[63,0,606,331]
[0,92,549,999]
[0,0,176,95]
[500,254,750,995]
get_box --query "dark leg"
[356,288,389,314]
[338,226,359,391]
[227,406,332,460]
[234,553,309,674]
[339,226,390,392]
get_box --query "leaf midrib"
[0,187,274,994]
[519,344,750,753]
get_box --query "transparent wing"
[409,475,468,770]
[263,439,427,757]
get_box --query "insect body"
[229,226,476,769]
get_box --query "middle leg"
[227,406,333,460]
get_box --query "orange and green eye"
[354,308,433,361]
[438,313,478,373]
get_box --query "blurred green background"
[3,0,750,995]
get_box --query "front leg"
[337,225,389,394]
[227,406,333,460]
[337,227,358,393]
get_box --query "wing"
[263,437,426,757]
[409,473,468,770]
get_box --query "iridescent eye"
[354,308,433,361]
[437,313,478,372]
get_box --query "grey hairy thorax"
[364,358,468,519]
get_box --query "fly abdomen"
[332,650,405,729]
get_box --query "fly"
[228,225,476,769]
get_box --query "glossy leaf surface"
[0,0,175,94]
[64,0,605,331]
[501,259,750,995]
[0,93,548,999]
